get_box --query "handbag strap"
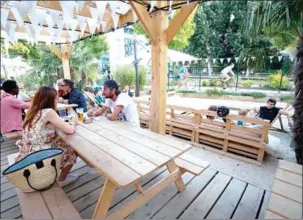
[23,159,58,192]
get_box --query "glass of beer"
[76,108,84,121]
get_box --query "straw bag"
[2,148,63,193]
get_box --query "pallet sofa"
[135,100,270,165]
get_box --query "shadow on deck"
[1,139,270,219]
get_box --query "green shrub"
[178,90,197,94]
[267,70,290,89]
[170,79,179,86]
[138,67,147,89]
[280,95,294,101]
[113,65,147,89]
[241,80,254,88]
[209,79,222,87]
[202,80,210,86]
[204,89,266,99]
[206,88,224,96]
[239,92,266,99]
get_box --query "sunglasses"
[59,84,68,87]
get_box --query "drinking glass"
[76,108,84,121]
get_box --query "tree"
[0,40,40,60]
[134,8,196,51]
[70,36,109,89]
[186,1,249,59]
[292,32,303,164]
[8,36,108,90]
[246,0,302,164]
[185,1,282,75]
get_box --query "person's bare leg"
[58,165,73,181]
[178,80,182,89]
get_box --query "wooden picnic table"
[58,117,193,219]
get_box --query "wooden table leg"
[167,160,185,192]
[92,178,116,219]
[108,169,180,219]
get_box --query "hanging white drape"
[1,8,9,29]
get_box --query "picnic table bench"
[7,153,81,220]
[57,116,209,219]
[265,160,302,219]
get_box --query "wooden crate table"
[265,160,302,219]
[58,117,195,219]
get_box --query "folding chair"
[256,104,292,133]
[84,91,103,108]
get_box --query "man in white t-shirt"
[87,80,140,126]
[220,63,235,88]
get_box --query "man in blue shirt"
[58,79,87,112]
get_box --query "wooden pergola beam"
[49,44,62,59]
[49,44,72,79]
[166,1,199,44]
[129,1,156,44]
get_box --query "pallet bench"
[135,100,270,165]
[265,160,302,219]
[7,153,81,220]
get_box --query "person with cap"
[87,80,140,126]
[58,79,87,112]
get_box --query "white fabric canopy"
[1,1,193,46]
[0,1,134,45]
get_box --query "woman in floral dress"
[16,86,78,181]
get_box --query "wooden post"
[130,1,198,134]
[49,44,72,79]
[62,58,70,79]
[150,1,168,134]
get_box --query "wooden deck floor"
[1,139,271,219]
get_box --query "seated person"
[55,79,68,98]
[1,80,31,134]
[87,80,140,126]
[16,86,79,182]
[253,98,292,125]
[216,106,230,123]
[93,87,104,104]
[58,79,87,112]
[237,109,249,126]
[206,105,217,120]
[123,85,134,98]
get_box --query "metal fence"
[167,61,294,92]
